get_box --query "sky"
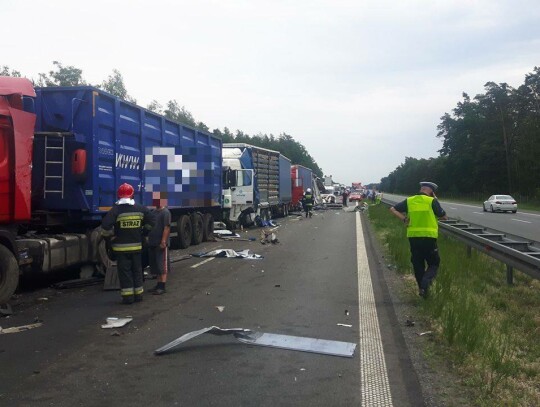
[3,0,540,185]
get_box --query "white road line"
[356,212,393,407]
[511,219,531,224]
[191,257,215,268]
[449,207,457,210]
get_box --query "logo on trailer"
[116,153,140,170]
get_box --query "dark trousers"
[116,252,144,297]
[409,237,440,291]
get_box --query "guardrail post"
[467,246,472,258]
[506,265,514,285]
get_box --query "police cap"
[419,181,438,191]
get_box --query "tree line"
[1,62,322,177]
[380,66,540,202]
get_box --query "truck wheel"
[191,213,204,246]
[0,245,19,304]
[203,213,214,241]
[178,215,192,249]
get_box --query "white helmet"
[306,188,312,193]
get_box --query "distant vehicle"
[348,192,363,202]
[483,195,517,213]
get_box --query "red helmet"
[117,183,134,199]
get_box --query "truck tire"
[0,245,19,304]
[191,213,204,246]
[202,213,214,242]
[178,215,192,249]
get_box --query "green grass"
[367,203,540,406]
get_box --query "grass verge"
[367,203,540,406]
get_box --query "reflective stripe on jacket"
[406,195,438,238]
[101,204,154,252]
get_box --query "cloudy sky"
[3,0,540,185]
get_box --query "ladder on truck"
[38,132,71,199]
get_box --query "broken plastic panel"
[154,326,357,358]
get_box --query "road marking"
[450,207,457,209]
[356,212,393,406]
[473,212,484,215]
[511,219,531,224]
[191,257,215,268]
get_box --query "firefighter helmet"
[117,183,135,199]
[306,188,312,193]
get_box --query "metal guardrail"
[380,198,540,284]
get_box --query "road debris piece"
[213,230,241,238]
[344,310,349,316]
[260,229,279,244]
[53,276,104,289]
[0,303,13,317]
[216,306,225,312]
[101,317,133,329]
[192,249,263,259]
[405,319,415,327]
[417,331,433,336]
[170,254,193,263]
[154,326,357,358]
[0,322,43,334]
[337,323,352,328]
[213,221,227,230]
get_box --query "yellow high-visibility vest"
[406,195,438,238]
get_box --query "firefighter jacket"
[101,203,154,252]
[302,193,314,206]
[406,195,438,238]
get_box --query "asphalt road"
[1,208,423,407]
[384,193,540,244]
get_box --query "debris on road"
[405,319,415,327]
[213,230,241,238]
[192,249,263,259]
[170,254,193,263]
[213,221,227,230]
[154,326,357,358]
[260,228,279,245]
[0,322,43,334]
[337,323,352,328]
[215,306,225,312]
[101,317,133,329]
[0,304,13,317]
[344,310,349,316]
[417,331,433,336]
[53,276,104,289]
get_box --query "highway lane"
[384,193,540,244]
[1,209,424,407]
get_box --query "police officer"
[302,188,314,218]
[390,182,448,298]
[102,183,154,304]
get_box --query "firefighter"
[389,182,448,298]
[101,183,154,304]
[302,188,314,218]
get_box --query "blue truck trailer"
[33,86,222,249]
[222,143,291,227]
[0,79,222,303]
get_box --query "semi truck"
[0,76,222,303]
[291,164,313,211]
[222,143,292,227]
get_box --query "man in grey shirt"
[147,199,171,295]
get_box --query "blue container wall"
[298,166,313,191]
[279,155,292,203]
[33,87,222,216]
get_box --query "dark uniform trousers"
[409,237,440,290]
[116,252,144,298]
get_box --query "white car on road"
[483,195,517,213]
